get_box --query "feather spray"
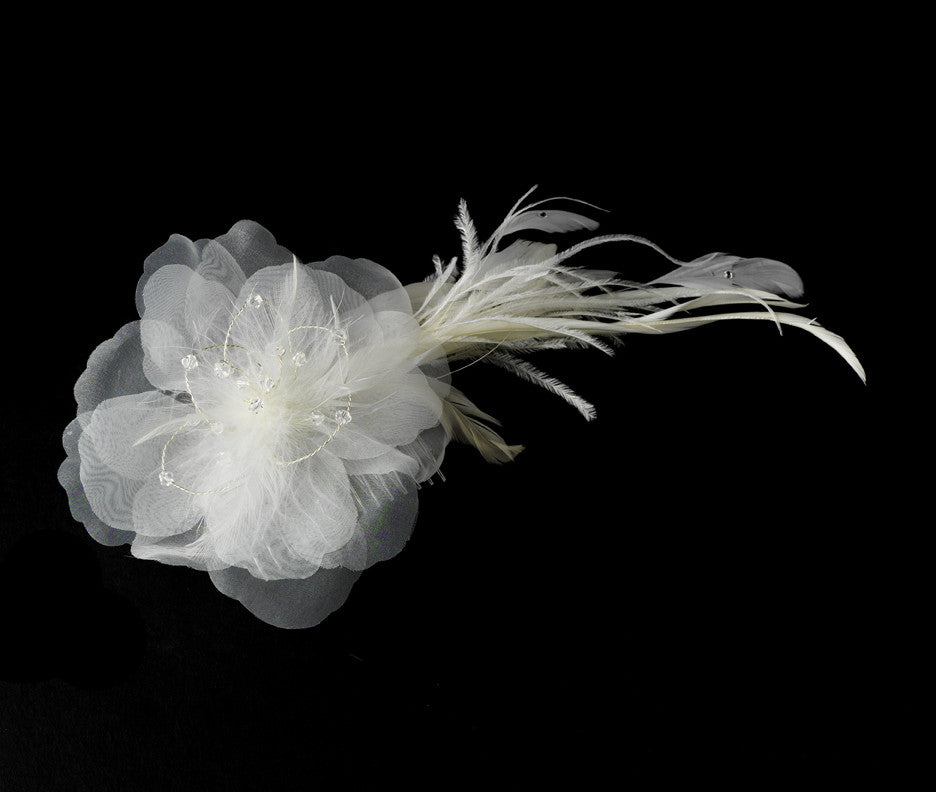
[409,186,863,460]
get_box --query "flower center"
[158,290,354,493]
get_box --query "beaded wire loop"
[159,292,352,495]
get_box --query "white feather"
[487,351,597,421]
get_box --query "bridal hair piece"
[59,187,864,628]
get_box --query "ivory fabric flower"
[60,189,864,629]
[59,221,449,628]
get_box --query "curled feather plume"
[59,188,863,628]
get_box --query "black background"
[0,11,923,791]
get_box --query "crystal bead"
[248,294,263,308]
[334,408,352,425]
[308,411,325,427]
[159,470,174,487]
[181,354,198,370]
[292,351,307,367]
[248,398,264,412]
[273,345,286,357]
[260,377,275,393]
[235,379,250,390]
[214,361,232,378]
[209,422,224,434]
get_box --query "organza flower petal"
[81,392,191,481]
[207,565,362,629]
[181,267,239,345]
[350,368,444,448]
[131,476,203,538]
[341,473,420,570]
[74,321,151,414]
[130,524,226,571]
[227,265,356,359]
[59,418,136,547]
[325,424,416,464]
[192,239,248,297]
[140,264,237,369]
[78,428,149,533]
[199,449,356,580]
[139,318,191,392]
[343,312,426,385]
[266,449,359,570]
[215,220,294,279]
[398,423,450,482]
[311,255,412,312]
[135,233,203,316]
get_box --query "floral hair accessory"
[59,188,864,628]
